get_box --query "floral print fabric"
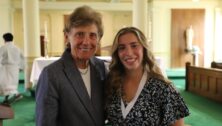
[106,78,190,126]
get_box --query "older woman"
[36,6,107,126]
[105,27,189,126]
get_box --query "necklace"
[79,66,89,75]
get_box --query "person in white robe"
[0,33,24,104]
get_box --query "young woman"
[105,27,189,126]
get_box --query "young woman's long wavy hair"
[106,27,171,102]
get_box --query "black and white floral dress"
[106,77,190,126]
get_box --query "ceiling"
[40,0,132,2]
[38,0,203,3]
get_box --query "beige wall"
[5,0,222,68]
[12,9,132,57]
[100,11,132,56]
[152,0,222,68]
[40,11,67,56]
[13,10,24,51]
[0,0,12,46]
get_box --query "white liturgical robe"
[0,42,24,95]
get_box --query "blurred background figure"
[0,32,24,105]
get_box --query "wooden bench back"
[211,61,222,69]
[186,62,222,103]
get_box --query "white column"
[0,0,12,45]
[23,0,40,89]
[214,8,222,61]
[132,0,148,36]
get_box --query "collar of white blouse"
[121,71,148,119]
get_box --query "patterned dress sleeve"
[161,84,190,125]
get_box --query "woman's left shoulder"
[149,78,170,87]
[148,78,177,93]
[91,57,107,78]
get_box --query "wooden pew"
[211,61,222,69]
[186,62,222,103]
[0,105,14,126]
